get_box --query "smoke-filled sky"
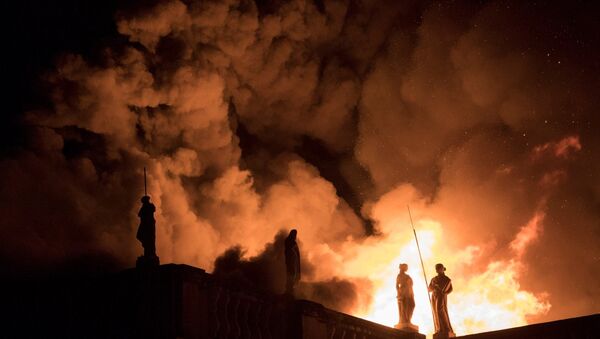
[2,0,599,333]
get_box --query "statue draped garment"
[429,275,454,335]
[397,272,415,325]
[284,237,301,293]
[137,202,156,257]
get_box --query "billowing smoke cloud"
[1,0,599,332]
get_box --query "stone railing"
[3,263,425,339]
[173,264,423,339]
[296,300,423,339]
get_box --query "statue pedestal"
[395,323,419,332]
[136,255,160,269]
[433,331,455,339]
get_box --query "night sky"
[2,0,599,332]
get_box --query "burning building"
[2,1,600,338]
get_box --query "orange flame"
[342,215,550,338]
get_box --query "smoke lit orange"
[342,212,550,337]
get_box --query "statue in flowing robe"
[284,229,301,294]
[396,263,418,331]
[429,263,455,338]
[136,195,158,267]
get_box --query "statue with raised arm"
[284,229,301,295]
[136,195,159,268]
[395,263,418,331]
[429,263,455,338]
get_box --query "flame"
[342,216,550,338]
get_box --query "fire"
[342,216,550,338]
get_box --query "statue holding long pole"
[136,167,160,268]
[429,262,455,338]
[407,205,455,338]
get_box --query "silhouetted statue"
[395,263,418,331]
[284,229,301,295]
[136,195,159,268]
[429,263,455,338]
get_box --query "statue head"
[435,263,446,274]
[141,195,151,204]
[288,229,297,240]
[399,263,408,272]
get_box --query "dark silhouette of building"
[4,263,598,338]
[4,264,424,338]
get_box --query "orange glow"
[342,215,550,338]
[510,211,544,257]
[532,135,581,159]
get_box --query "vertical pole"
[407,205,435,327]
[144,167,147,196]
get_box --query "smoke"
[1,0,599,330]
[212,230,372,313]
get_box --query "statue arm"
[429,278,442,293]
[446,281,453,294]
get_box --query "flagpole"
[407,205,435,326]
[144,167,147,196]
